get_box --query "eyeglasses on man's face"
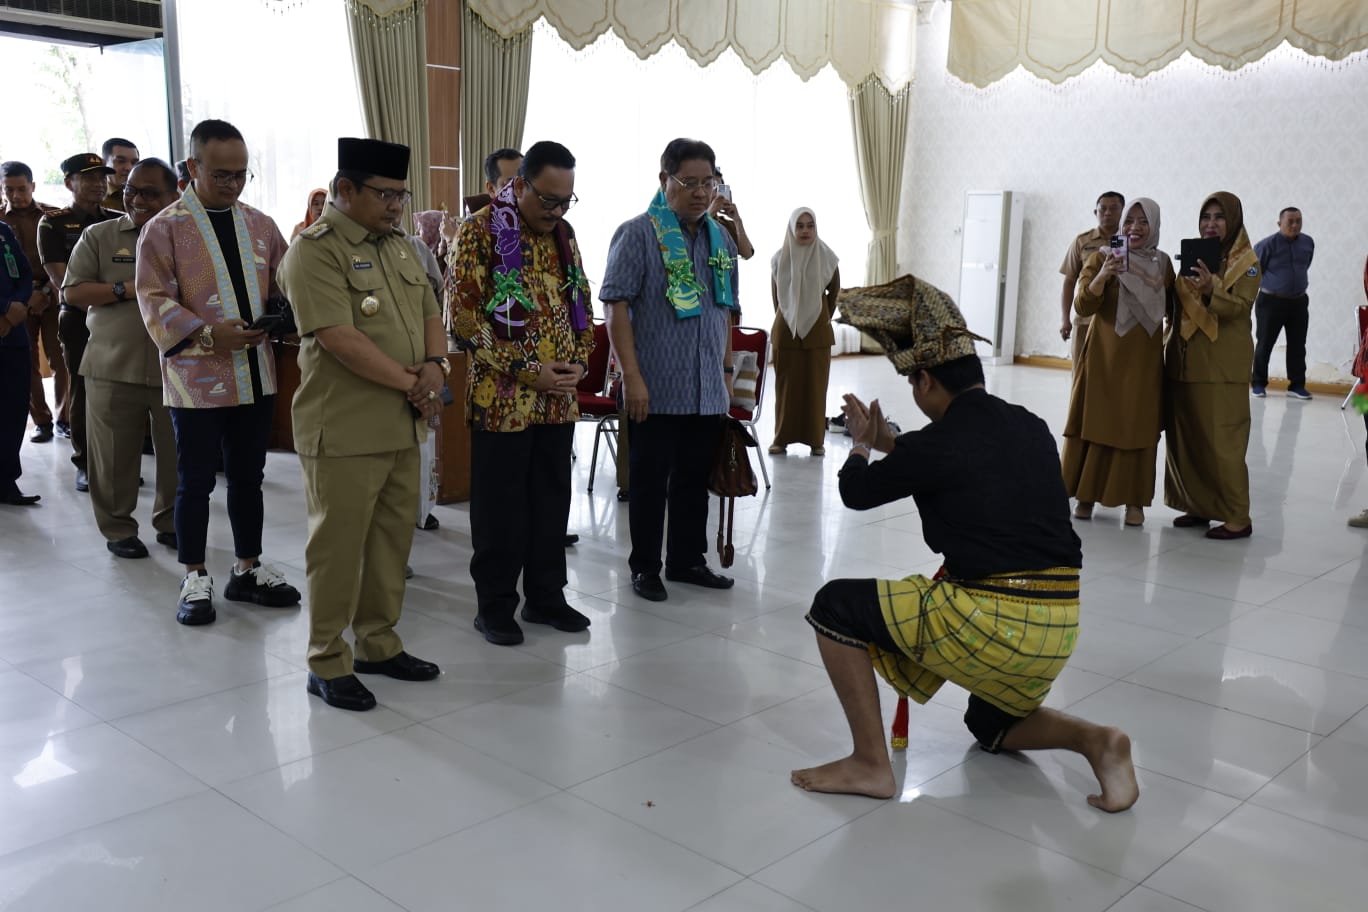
[123,185,169,201]
[360,183,413,206]
[668,174,719,193]
[525,177,577,212]
[192,160,253,187]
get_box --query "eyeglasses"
[525,178,577,212]
[668,174,719,193]
[360,183,413,206]
[192,160,253,187]
[123,186,168,201]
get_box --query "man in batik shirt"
[136,118,300,626]
[448,140,594,647]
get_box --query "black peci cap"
[338,138,409,181]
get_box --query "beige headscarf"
[836,274,989,375]
[771,207,839,340]
[1114,197,1169,337]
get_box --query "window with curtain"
[175,2,365,232]
[521,20,868,322]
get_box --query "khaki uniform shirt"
[279,206,438,457]
[63,214,159,386]
[1060,227,1110,324]
[0,201,57,288]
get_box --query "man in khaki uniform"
[1060,191,1123,367]
[63,159,179,558]
[279,137,445,712]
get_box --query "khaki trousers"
[84,377,176,542]
[300,446,419,679]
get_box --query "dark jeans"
[1251,292,1309,389]
[468,423,574,621]
[169,397,274,566]
[627,412,720,576]
[57,304,88,469]
[1,344,31,496]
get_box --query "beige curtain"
[460,4,532,197]
[848,76,910,284]
[345,0,433,210]
[468,0,917,92]
[949,0,1368,87]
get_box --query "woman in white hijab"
[1062,197,1173,527]
[769,208,840,456]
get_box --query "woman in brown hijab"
[1063,197,1172,527]
[1164,191,1260,539]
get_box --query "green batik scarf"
[647,188,736,319]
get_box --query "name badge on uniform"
[351,255,373,270]
[112,256,135,264]
[360,295,380,317]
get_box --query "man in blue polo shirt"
[600,138,740,602]
[1251,207,1315,399]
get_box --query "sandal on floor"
[811,446,825,456]
[1073,503,1093,520]
[768,444,786,455]
[1124,507,1144,527]
[1205,523,1252,540]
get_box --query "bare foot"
[790,754,896,799]
[1083,727,1139,812]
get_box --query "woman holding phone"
[768,207,840,456]
[1164,191,1260,539]
[1063,197,1172,527]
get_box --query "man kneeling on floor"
[790,275,1138,812]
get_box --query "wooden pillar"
[426,0,461,211]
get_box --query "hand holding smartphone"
[246,313,284,334]
[1109,235,1129,273]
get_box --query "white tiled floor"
[2,358,1367,911]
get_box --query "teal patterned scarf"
[647,189,736,319]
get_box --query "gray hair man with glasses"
[136,118,301,627]
[600,137,740,603]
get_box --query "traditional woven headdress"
[836,274,989,375]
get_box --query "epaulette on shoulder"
[300,221,332,239]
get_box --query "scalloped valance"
[948,0,1368,88]
[466,0,919,92]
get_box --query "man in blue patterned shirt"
[600,138,740,601]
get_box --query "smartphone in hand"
[246,313,284,334]
[717,184,732,202]
[1109,235,1129,273]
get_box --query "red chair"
[729,325,771,489]
[1343,303,1368,410]
[576,320,619,491]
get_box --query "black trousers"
[57,304,88,470]
[1251,292,1309,388]
[1,344,31,497]
[627,413,720,576]
[169,397,275,566]
[469,423,574,621]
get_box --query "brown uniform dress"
[1061,251,1172,507]
[63,215,176,542]
[770,271,838,449]
[1164,255,1260,526]
[1060,227,1110,367]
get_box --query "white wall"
[900,2,1368,383]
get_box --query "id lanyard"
[2,238,17,280]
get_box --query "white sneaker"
[177,572,215,626]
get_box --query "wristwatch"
[112,281,127,301]
[198,324,214,350]
[426,356,451,378]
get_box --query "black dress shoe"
[0,491,40,506]
[563,534,579,547]
[155,531,178,548]
[1173,514,1210,528]
[422,513,440,530]
[474,614,525,645]
[616,488,630,502]
[307,673,377,711]
[353,650,441,681]
[30,423,53,443]
[55,421,71,439]
[631,572,668,602]
[522,602,591,632]
[107,536,149,559]
[75,469,89,492]
[665,565,735,590]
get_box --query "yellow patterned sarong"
[869,568,1080,717]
